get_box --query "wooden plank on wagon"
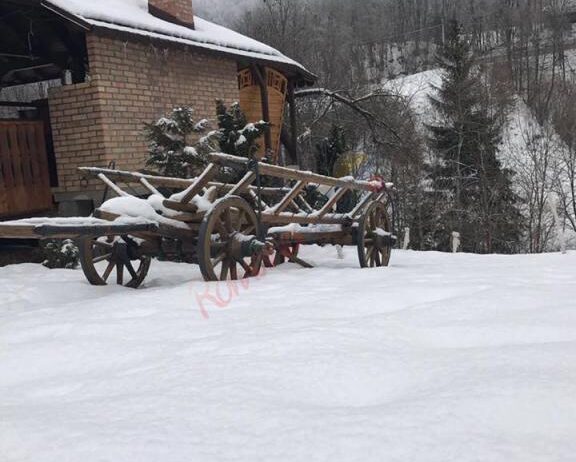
[97,173,129,197]
[350,191,377,218]
[0,224,37,239]
[262,212,347,226]
[209,153,377,192]
[317,187,349,218]
[163,199,199,214]
[227,171,256,197]
[274,180,306,215]
[178,163,219,204]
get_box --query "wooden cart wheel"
[357,201,393,268]
[198,196,263,282]
[79,235,151,289]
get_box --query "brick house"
[0,0,314,218]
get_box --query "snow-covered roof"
[41,0,315,82]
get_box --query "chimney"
[148,0,195,29]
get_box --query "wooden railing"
[0,121,52,218]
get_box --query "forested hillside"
[205,0,576,254]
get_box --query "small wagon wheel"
[198,196,264,281]
[79,235,151,289]
[357,201,393,268]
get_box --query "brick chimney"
[148,0,194,29]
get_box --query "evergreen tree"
[427,20,521,253]
[315,124,348,177]
[144,107,209,178]
[214,100,269,159]
[145,103,269,179]
[41,239,79,269]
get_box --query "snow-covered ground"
[1,247,575,462]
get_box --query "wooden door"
[0,121,53,218]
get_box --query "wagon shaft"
[0,219,158,240]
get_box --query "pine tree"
[427,20,521,253]
[145,103,269,180]
[144,107,209,178]
[214,100,269,159]
[41,239,79,269]
[315,124,348,177]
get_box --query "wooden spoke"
[230,261,238,280]
[236,258,252,275]
[102,261,115,282]
[249,254,262,277]
[357,201,392,269]
[94,240,113,249]
[125,260,138,279]
[212,252,226,267]
[224,208,233,233]
[272,243,301,266]
[374,249,381,267]
[220,259,230,280]
[93,253,112,264]
[116,263,124,285]
[198,196,263,282]
[78,235,151,289]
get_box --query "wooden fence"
[0,121,52,218]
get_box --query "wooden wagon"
[0,153,396,288]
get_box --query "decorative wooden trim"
[252,65,273,154]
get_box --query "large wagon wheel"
[357,201,393,268]
[198,196,264,281]
[79,235,151,289]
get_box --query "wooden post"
[287,79,299,167]
[252,65,273,157]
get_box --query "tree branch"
[294,88,403,145]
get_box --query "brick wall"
[48,82,108,196]
[49,30,239,197]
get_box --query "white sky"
[194,0,258,23]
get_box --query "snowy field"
[1,247,575,462]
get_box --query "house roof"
[41,0,316,83]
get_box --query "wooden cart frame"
[0,153,396,288]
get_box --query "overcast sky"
[194,0,258,23]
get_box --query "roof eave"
[40,0,91,30]
[40,0,317,84]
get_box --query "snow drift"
[1,247,575,461]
